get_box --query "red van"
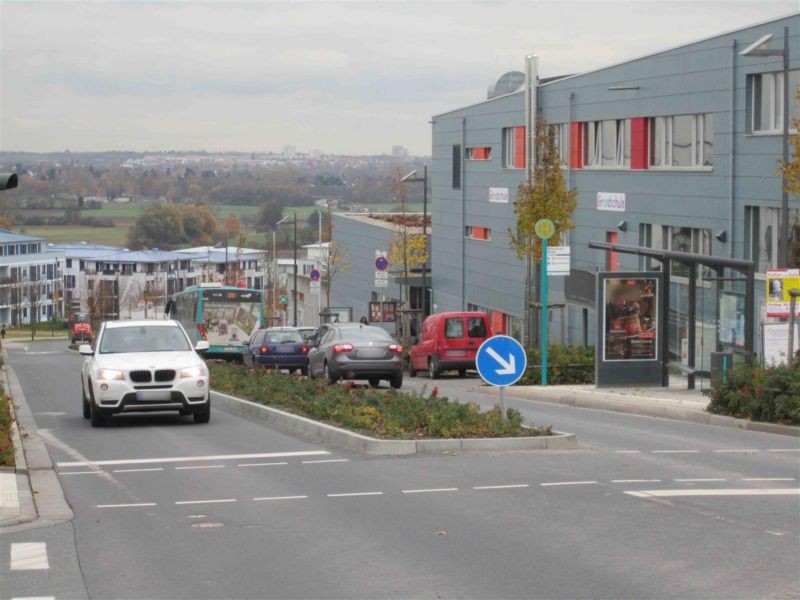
[408,312,492,378]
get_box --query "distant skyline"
[1,1,797,155]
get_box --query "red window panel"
[630,117,648,169]
[570,122,583,168]
[474,147,489,160]
[514,126,526,169]
[606,232,618,272]
[490,311,506,335]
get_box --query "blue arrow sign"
[476,335,527,387]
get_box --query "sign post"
[534,219,555,386]
[476,335,527,421]
[374,251,389,288]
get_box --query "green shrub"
[517,344,595,385]
[209,361,549,439]
[707,356,800,424]
[0,391,14,468]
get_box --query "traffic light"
[0,174,18,191]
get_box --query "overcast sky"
[1,1,796,156]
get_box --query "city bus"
[165,283,264,360]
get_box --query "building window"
[466,147,491,160]
[465,226,491,241]
[502,126,526,169]
[582,120,630,167]
[649,114,713,168]
[654,225,711,276]
[750,70,800,133]
[19,244,26,255]
[8,245,15,256]
[65,258,72,268]
[452,145,462,189]
[552,123,569,167]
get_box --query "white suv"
[80,320,211,427]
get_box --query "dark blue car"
[243,327,309,374]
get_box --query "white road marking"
[11,597,55,600]
[614,450,642,454]
[765,530,787,536]
[473,484,530,490]
[113,467,164,473]
[327,491,383,498]
[302,459,349,464]
[768,449,800,452]
[626,488,800,498]
[10,543,49,570]
[238,462,288,467]
[540,481,598,487]
[175,499,237,505]
[675,478,727,482]
[34,412,66,416]
[742,477,795,482]
[611,479,662,483]
[175,465,225,470]
[402,488,459,494]
[652,450,700,454]
[253,495,308,501]
[57,450,330,468]
[59,471,103,476]
[97,503,157,508]
[714,449,759,453]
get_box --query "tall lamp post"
[277,214,298,326]
[740,27,791,267]
[400,167,429,316]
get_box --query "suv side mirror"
[195,340,210,352]
[78,344,94,356]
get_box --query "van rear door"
[441,316,470,360]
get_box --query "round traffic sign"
[310,269,321,281]
[375,256,389,271]
[476,335,528,387]
[534,218,555,240]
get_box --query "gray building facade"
[431,15,799,359]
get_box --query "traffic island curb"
[211,391,577,455]
[478,385,800,438]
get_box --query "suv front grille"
[155,369,176,382]
[130,370,152,383]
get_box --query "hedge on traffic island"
[707,355,800,425]
[208,361,551,439]
[0,359,14,468]
[516,344,595,385]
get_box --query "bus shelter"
[589,242,755,389]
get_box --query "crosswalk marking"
[10,543,49,570]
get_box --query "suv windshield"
[99,326,191,354]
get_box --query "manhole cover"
[192,522,223,529]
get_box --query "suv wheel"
[324,362,338,384]
[193,403,211,424]
[82,379,90,419]
[89,392,107,428]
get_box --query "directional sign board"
[476,335,527,387]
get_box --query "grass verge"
[209,361,550,439]
[0,367,14,468]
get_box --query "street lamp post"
[740,27,791,267]
[276,215,298,326]
[400,168,429,316]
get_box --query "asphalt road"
[2,340,799,599]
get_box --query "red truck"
[69,313,93,344]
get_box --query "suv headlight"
[179,365,206,379]
[97,368,125,381]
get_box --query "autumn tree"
[509,116,578,347]
[779,86,800,268]
[127,203,219,250]
[256,201,284,233]
[224,213,242,238]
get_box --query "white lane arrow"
[486,347,516,375]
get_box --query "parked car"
[295,326,318,343]
[79,319,210,427]
[243,327,309,374]
[308,323,404,388]
[408,312,492,379]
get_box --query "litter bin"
[710,352,732,387]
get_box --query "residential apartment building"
[430,14,799,363]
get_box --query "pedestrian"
[1,324,6,341]
[359,316,369,325]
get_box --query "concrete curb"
[476,385,800,438]
[211,391,577,455]
[0,351,74,531]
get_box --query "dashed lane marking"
[97,503,157,508]
[237,462,288,467]
[768,449,800,452]
[611,479,662,483]
[175,499,237,505]
[473,484,529,490]
[302,459,349,464]
[401,488,459,494]
[742,477,795,482]
[626,488,800,499]
[175,465,225,470]
[540,481,598,487]
[652,450,700,454]
[674,478,727,482]
[11,597,55,600]
[56,450,330,468]
[9,543,49,570]
[59,471,103,476]
[714,449,759,453]
[327,492,383,498]
[113,468,164,473]
[253,495,308,501]
[615,450,642,454]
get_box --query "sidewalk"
[473,376,799,437]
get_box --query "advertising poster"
[603,277,658,361]
[766,269,800,317]
[202,289,261,347]
[762,322,800,367]
[369,301,382,322]
[381,301,396,323]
